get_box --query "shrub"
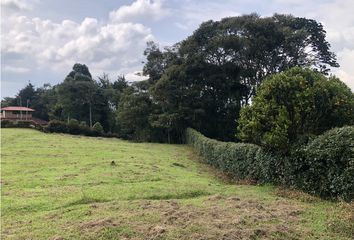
[186,127,354,201]
[237,67,354,151]
[1,120,14,128]
[92,122,104,135]
[79,121,88,128]
[1,120,41,129]
[15,121,33,128]
[45,120,68,133]
[185,128,278,181]
[291,126,354,201]
[67,119,81,135]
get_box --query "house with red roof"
[1,106,34,120]
[0,106,47,125]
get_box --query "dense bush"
[1,120,14,128]
[45,120,68,133]
[1,120,42,129]
[185,128,279,182]
[92,122,103,134]
[44,120,105,137]
[186,127,354,201]
[290,126,354,201]
[67,119,81,135]
[237,67,354,151]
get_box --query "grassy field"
[1,128,353,239]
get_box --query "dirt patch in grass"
[79,194,305,240]
[326,202,354,238]
[80,218,116,232]
[275,187,319,203]
[58,173,79,180]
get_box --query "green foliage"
[237,67,354,150]
[1,120,13,128]
[0,120,36,129]
[185,128,276,182]
[290,126,354,201]
[45,119,103,137]
[67,119,81,135]
[141,14,339,142]
[79,121,88,128]
[92,122,104,134]
[45,120,68,133]
[116,82,160,142]
[186,127,354,201]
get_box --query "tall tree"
[237,68,354,151]
[116,81,160,141]
[57,63,110,128]
[143,13,339,141]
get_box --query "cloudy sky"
[1,0,354,97]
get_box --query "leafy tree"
[116,81,161,141]
[142,14,338,142]
[33,84,57,121]
[16,83,36,106]
[92,122,104,134]
[143,41,179,84]
[57,63,111,129]
[179,13,338,104]
[1,97,17,107]
[66,63,92,80]
[97,73,129,132]
[237,67,354,150]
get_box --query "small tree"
[92,122,104,135]
[237,67,354,150]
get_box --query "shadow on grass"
[129,190,210,200]
[62,195,110,208]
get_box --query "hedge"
[1,120,43,130]
[185,128,279,182]
[289,126,354,201]
[44,120,103,137]
[185,127,354,201]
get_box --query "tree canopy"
[139,13,339,141]
[237,67,354,150]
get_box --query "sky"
[1,0,354,98]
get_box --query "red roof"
[0,106,35,111]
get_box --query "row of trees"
[3,13,352,144]
[2,64,128,133]
[115,13,341,142]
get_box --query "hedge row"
[1,120,43,130]
[185,128,278,182]
[289,126,354,201]
[44,120,118,138]
[185,127,354,201]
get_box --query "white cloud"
[1,0,31,11]
[174,1,240,31]
[333,48,354,90]
[297,0,354,90]
[2,65,30,73]
[125,71,148,82]
[1,14,155,80]
[109,0,168,23]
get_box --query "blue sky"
[1,0,354,97]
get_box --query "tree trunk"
[89,102,92,128]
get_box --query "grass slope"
[1,129,353,239]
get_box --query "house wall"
[2,111,32,119]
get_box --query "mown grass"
[1,128,353,239]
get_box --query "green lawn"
[1,128,353,239]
